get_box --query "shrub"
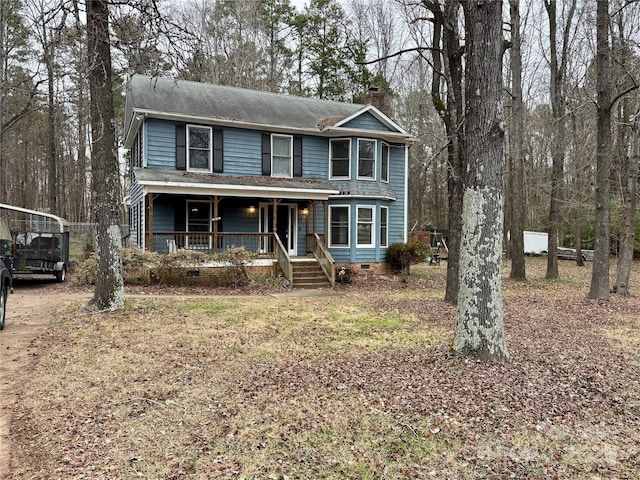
[75,247,256,287]
[387,241,429,273]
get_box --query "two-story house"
[123,75,413,286]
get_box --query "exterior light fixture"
[249,205,256,214]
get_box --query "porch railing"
[313,233,335,287]
[150,232,274,255]
[273,233,292,284]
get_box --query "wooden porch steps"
[290,258,331,289]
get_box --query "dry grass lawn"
[6,257,640,479]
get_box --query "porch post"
[272,199,281,233]
[147,193,155,252]
[312,200,317,234]
[212,195,220,253]
[305,201,310,253]
[323,200,328,243]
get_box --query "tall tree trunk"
[544,0,575,280]
[0,0,6,204]
[87,0,124,311]
[46,41,57,213]
[508,0,525,280]
[424,0,464,304]
[589,0,611,300]
[454,0,508,362]
[614,109,638,295]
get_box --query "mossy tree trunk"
[453,0,508,362]
[87,0,124,311]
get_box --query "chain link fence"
[68,223,130,259]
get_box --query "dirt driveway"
[0,279,92,478]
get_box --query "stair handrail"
[273,233,292,286]
[313,233,335,287]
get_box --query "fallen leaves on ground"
[5,258,640,479]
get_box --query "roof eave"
[333,105,411,136]
[138,179,339,200]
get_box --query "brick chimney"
[363,86,391,116]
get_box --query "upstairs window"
[381,143,390,183]
[187,125,212,172]
[330,139,350,179]
[358,139,376,180]
[357,206,374,247]
[272,134,293,177]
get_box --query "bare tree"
[418,0,464,304]
[508,0,526,280]
[453,0,508,362]
[589,0,612,300]
[87,0,124,311]
[544,0,576,280]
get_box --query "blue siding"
[343,111,392,132]
[388,145,406,244]
[223,127,263,176]
[146,119,176,169]
[221,200,260,233]
[152,198,175,232]
[302,136,329,180]
[135,113,408,263]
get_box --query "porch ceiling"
[134,168,339,200]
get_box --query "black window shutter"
[176,124,186,170]
[262,133,271,176]
[213,128,224,173]
[293,136,303,177]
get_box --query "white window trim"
[329,138,351,180]
[380,206,389,247]
[357,138,377,181]
[328,204,350,248]
[271,133,293,178]
[381,142,390,183]
[187,124,213,173]
[356,205,375,248]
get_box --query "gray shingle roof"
[126,75,366,132]
[134,168,338,197]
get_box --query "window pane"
[358,207,372,222]
[273,136,291,156]
[272,156,291,176]
[357,207,373,246]
[358,140,375,178]
[332,159,349,177]
[358,159,374,178]
[330,207,349,246]
[359,140,374,160]
[190,128,209,149]
[357,224,372,245]
[382,144,389,182]
[331,140,350,178]
[189,149,209,170]
[332,140,349,159]
[380,207,388,247]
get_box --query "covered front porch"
[145,196,329,256]
[130,169,339,286]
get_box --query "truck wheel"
[56,266,66,283]
[0,284,6,330]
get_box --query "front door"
[186,200,211,250]
[259,202,297,256]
